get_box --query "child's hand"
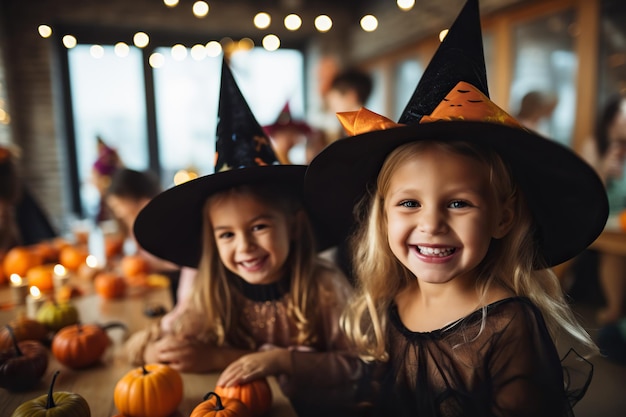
[216,348,292,387]
[145,333,213,373]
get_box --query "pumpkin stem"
[46,370,60,409]
[141,364,149,375]
[5,325,23,357]
[203,392,225,410]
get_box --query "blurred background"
[0,0,624,227]
[0,1,626,415]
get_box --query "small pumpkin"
[114,364,183,417]
[36,300,80,332]
[59,245,89,272]
[0,313,49,350]
[26,263,56,292]
[191,391,252,417]
[214,379,272,417]
[52,322,126,369]
[94,272,127,299]
[3,246,44,277]
[56,284,84,303]
[11,370,91,416]
[0,325,49,391]
[120,254,150,279]
[29,241,60,264]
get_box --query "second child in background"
[105,167,185,305]
[126,60,363,416]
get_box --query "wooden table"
[0,284,297,417]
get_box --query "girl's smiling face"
[384,145,511,286]
[208,192,292,285]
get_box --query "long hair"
[595,94,625,157]
[188,183,319,348]
[343,140,597,361]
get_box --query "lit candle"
[9,274,29,305]
[53,264,70,290]
[26,286,45,318]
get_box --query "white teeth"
[417,246,455,256]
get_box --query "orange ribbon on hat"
[335,81,524,137]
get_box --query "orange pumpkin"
[0,313,49,350]
[191,391,251,417]
[59,245,89,271]
[51,322,125,369]
[56,284,83,303]
[94,272,127,299]
[25,264,55,292]
[619,209,626,232]
[3,246,43,277]
[120,254,150,279]
[114,364,183,417]
[214,379,272,417]
[28,241,60,264]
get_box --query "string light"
[37,6,391,53]
[114,42,130,57]
[397,0,415,11]
[133,32,150,48]
[439,29,449,42]
[62,35,77,48]
[360,15,378,32]
[90,44,104,58]
[38,25,52,38]
[171,43,188,60]
[149,52,165,68]
[314,15,332,32]
[192,1,209,18]
[254,12,271,29]
[284,14,302,31]
[262,34,280,51]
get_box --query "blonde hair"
[188,184,319,348]
[343,140,598,361]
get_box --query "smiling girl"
[126,60,362,416]
[304,1,607,415]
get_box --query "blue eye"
[399,200,419,208]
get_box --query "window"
[509,10,577,146]
[66,43,304,217]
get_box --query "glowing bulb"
[193,1,209,18]
[62,35,77,49]
[205,40,222,57]
[314,15,332,32]
[90,44,104,58]
[114,42,130,57]
[149,52,165,68]
[254,12,271,29]
[360,15,378,32]
[397,0,415,11]
[238,38,254,51]
[190,44,206,60]
[262,34,280,51]
[439,29,449,42]
[133,32,150,48]
[284,14,302,31]
[38,25,52,38]
[171,44,188,61]
[163,0,179,7]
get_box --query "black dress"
[369,297,591,417]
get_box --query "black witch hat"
[134,59,309,268]
[304,0,607,268]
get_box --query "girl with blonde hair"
[304,1,606,415]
